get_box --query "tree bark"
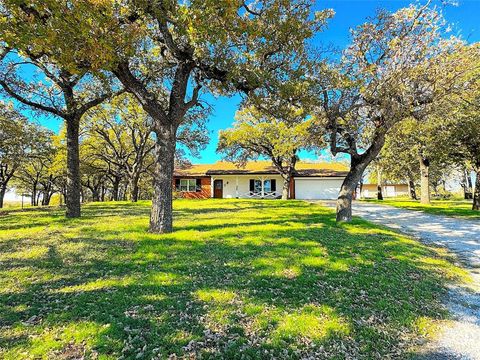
[473,170,480,211]
[150,125,176,233]
[336,129,386,222]
[0,184,6,208]
[281,174,291,200]
[65,117,81,217]
[419,154,430,205]
[129,174,140,202]
[336,159,369,222]
[31,182,38,206]
[111,176,121,201]
[408,179,417,200]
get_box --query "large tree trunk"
[281,173,292,200]
[65,117,81,217]
[0,184,6,208]
[377,166,383,200]
[111,177,121,201]
[337,160,368,222]
[150,125,176,233]
[408,178,417,200]
[419,154,430,205]
[336,130,386,222]
[473,170,480,211]
[129,174,140,202]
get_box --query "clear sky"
[15,0,480,163]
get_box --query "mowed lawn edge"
[0,200,469,359]
[360,198,480,220]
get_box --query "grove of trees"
[0,1,478,231]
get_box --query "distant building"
[360,184,409,198]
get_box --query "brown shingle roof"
[174,161,348,177]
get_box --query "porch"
[210,175,285,199]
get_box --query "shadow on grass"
[0,200,466,359]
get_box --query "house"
[360,183,409,198]
[173,161,348,199]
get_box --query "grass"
[360,198,480,220]
[0,199,469,359]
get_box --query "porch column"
[236,176,239,198]
[210,177,214,198]
[261,176,265,198]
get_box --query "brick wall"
[173,177,211,199]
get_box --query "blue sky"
[15,0,480,163]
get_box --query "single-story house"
[360,183,409,198]
[173,161,348,200]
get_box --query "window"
[250,179,277,194]
[264,180,272,193]
[179,179,197,192]
[253,179,262,193]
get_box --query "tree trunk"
[111,177,120,201]
[150,125,176,233]
[65,117,81,217]
[31,182,38,206]
[419,155,430,205]
[473,170,480,211]
[91,188,100,202]
[281,174,291,200]
[0,184,6,208]
[377,167,383,200]
[336,130,386,222]
[408,179,417,200]
[337,160,368,222]
[129,174,140,202]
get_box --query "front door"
[213,179,223,198]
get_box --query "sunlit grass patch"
[195,289,237,304]
[361,198,480,220]
[272,305,350,343]
[0,199,468,359]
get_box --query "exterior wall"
[173,176,211,199]
[294,177,344,200]
[361,184,409,198]
[211,175,284,199]
[172,174,350,200]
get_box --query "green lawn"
[0,200,468,359]
[360,198,480,220]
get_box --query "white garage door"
[295,178,344,200]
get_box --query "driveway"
[321,200,480,360]
[346,201,480,267]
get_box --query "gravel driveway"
[321,201,480,360]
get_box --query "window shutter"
[196,178,202,192]
[249,179,254,192]
[271,179,276,191]
[175,178,180,191]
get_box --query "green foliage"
[0,103,34,172]
[0,200,467,359]
[218,105,317,171]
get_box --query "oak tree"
[218,105,318,199]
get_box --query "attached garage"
[294,177,344,200]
